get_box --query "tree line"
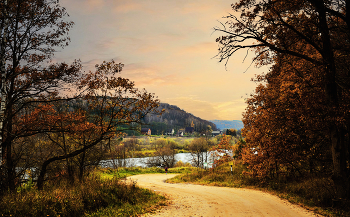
[215,0,350,200]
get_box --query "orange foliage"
[210,135,234,167]
[216,0,350,198]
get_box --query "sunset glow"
[55,0,268,120]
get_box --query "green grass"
[167,163,249,187]
[0,173,167,217]
[97,166,196,180]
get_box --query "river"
[100,151,224,168]
[100,152,192,168]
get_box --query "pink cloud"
[112,1,143,13]
[177,42,217,56]
[122,63,185,87]
[61,0,106,14]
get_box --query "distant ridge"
[209,120,244,130]
[143,103,218,134]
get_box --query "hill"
[65,99,217,135]
[209,120,244,130]
[143,103,217,135]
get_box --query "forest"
[215,0,350,202]
[142,103,218,135]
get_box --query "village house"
[141,128,151,135]
[211,130,223,136]
[166,129,174,136]
[177,130,184,137]
[185,127,194,134]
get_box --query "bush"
[174,160,192,168]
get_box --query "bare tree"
[189,137,209,168]
[146,138,177,168]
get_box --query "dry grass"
[0,173,166,217]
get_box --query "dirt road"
[129,174,321,217]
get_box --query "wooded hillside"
[142,103,218,135]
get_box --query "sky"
[54,0,268,121]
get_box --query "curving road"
[129,174,321,217]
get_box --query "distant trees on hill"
[142,103,217,135]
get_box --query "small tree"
[233,137,245,160]
[146,138,177,168]
[209,134,234,167]
[188,137,209,168]
[35,60,159,189]
[226,129,237,137]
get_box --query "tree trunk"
[0,0,8,193]
[330,125,350,199]
[78,150,86,182]
[312,0,350,200]
[0,0,8,169]
[37,161,49,190]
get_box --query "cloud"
[56,0,258,121]
[165,97,219,120]
[122,63,184,87]
[112,1,143,13]
[177,42,217,57]
[61,0,106,14]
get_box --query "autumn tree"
[0,0,79,192]
[108,137,140,168]
[242,55,332,178]
[147,138,177,168]
[209,134,234,167]
[34,60,159,189]
[215,0,350,199]
[233,137,245,160]
[0,0,159,192]
[204,125,213,140]
[188,137,209,168]
[226,129,237,137]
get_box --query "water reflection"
[100,151,224,168]
[100,152,193,168]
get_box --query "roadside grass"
[167,163,249,188]
[97,166,196,180]
[0,173,167,217]
[133,149,156,158]
[166,162,350,217]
